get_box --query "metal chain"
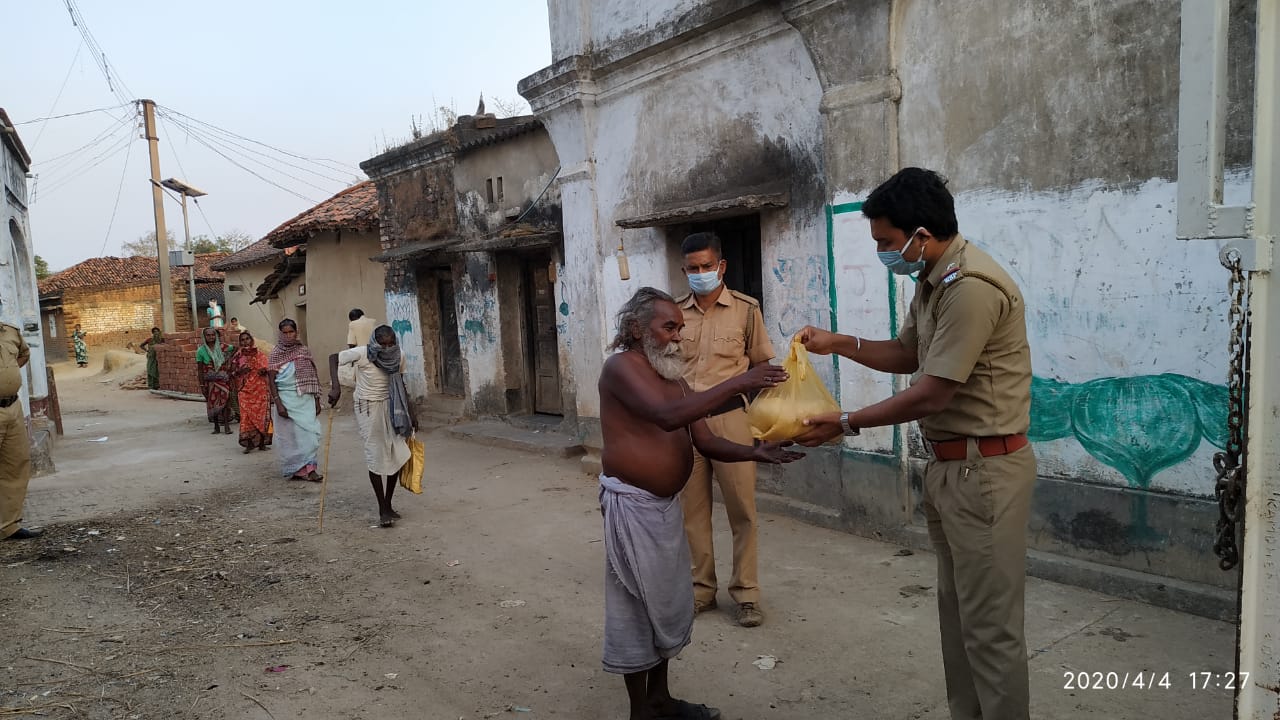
[1213,250,1250,571]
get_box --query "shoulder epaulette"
[729,289,760,306]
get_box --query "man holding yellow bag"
[796,168,1035,720]
[676,232,776,628]
[328,325,419,528]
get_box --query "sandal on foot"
[379,514,395,528]
[388,509,402,519]
[307,472,324,483]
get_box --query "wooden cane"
[318,406,335,530]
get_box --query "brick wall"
[55,279,216,357]
[372,161,458,294]
[154,330,204,396]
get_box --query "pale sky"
[4,1,553,272]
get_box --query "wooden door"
[527,260,562,415]
[437,275,465,396]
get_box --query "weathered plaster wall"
[222,263,277,343]
[385,287,429,403]
[525,4,825,445]
[454,130,562,237]
[454,252,505,414]
[302,230,388,386]
[2,159,47,412]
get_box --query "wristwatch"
[839,412,860,436]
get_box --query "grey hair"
[608,287,675,351]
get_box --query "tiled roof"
[38,254,227,297]
[265,181,380,249]
[210,237,283,271]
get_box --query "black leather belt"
[0,396,17,408]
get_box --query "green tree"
[120,230,173,257]
[191,230,255,255]
[34,255,49,279]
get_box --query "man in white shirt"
[347,309,378,349]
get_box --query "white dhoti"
[354,398,411,476]
[599,474,694,675]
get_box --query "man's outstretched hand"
[752,440,806,464]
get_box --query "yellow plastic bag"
[747,338,841,441]
[399,435,425,494]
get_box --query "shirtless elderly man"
[598,287,804,720]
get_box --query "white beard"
[643,335,684,382]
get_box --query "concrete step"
[505,413,565,433]
[447,420,584,458]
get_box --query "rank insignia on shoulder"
[941,263,961,285]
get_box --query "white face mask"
[688,270,722,295]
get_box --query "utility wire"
[15,103,129,125]
[98,128,137,256]
[63,0,135,107]
[158,104,360,175]
[30,45,82,151]
[172,120,344,195]
[168,117,350,185]
[35,121,136,193]
[176,127,320,204]
[34,114,132,175]
[37,128,136,200]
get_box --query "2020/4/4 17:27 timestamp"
[1062,671,1249,690]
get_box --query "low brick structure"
[153,330,204,396]
[38,255,227,361]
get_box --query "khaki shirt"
[0,323,30,398]
[678,289,775,392]
[898,235,1032,440]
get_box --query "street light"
[160,178,207,331]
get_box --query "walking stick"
[318,406,335,530]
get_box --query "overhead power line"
[158,105,361,175]
[63,0,135,107]
[98,130,137,256]
[15,104,130,126]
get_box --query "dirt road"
[0,364,1236,719]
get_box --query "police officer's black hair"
[862,168,959,239]
[349,308,364,321]
[680,232,723,261]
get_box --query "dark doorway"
[686,214,763,305]
[526,255,563,415]
[436,272,465,396]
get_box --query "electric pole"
[141,99,175,333]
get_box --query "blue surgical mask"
[688,270,722,295]
[877,228,927,276]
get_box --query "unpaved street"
[1,363,1237,719]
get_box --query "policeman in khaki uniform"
[676,232,776,628]
[797,169,1035,720]
[0,321,40,541]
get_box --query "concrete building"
[230,181,386,386]
[362,113,565,421]
[37,255,226,361]
[518,0,1258,617]
[1,107,53,470]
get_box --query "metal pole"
[182,192,197,331]
[141,100,175,333]
[1237,0,1280,716]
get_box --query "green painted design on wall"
[558,302,569,317]
[391,319,412,337]
[1030,373,1228,487]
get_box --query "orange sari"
[231,348,272,450]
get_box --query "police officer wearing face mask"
[675,231,775,628]
[796,168,1034,720]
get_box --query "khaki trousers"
[923,440,1036,720]
[0,403,32,539]
[681,409,759,605]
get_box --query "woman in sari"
[196,327,237,434]
[72,324,88,367]
[140,327,163,390]
[267,319,324,482]
[230,331,271,453]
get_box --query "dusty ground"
[0,361,1240,719]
